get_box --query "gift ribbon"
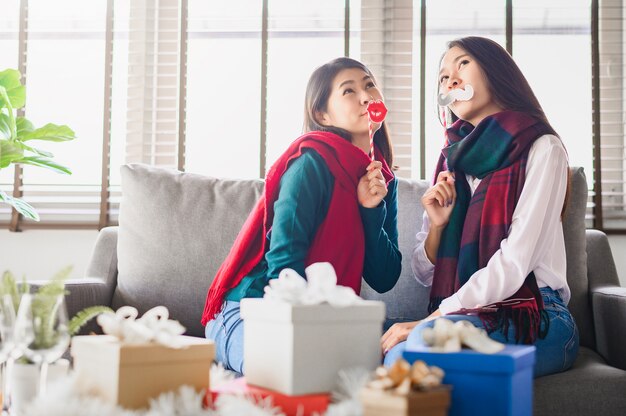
[263,262,363,307]
[422,317,505,354]
[97,306,186,348]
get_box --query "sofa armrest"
[86,226,119,290]
[592,286,626,371]
[63,277,114,312]
[27,227,119,335]
[586,229,621,289]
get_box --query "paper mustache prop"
[437,85,474,107]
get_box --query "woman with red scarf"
[202,57,402,375]
[382,37,579,378]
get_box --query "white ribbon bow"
[422,318,505,354]
[263,262,363,307]
[96,306,187,348]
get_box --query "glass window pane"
[0,0,18,70]
[265,0,345,170]
[424,0,505,180]
[107,0,131,223]
[349,0,361,59]
[185,0,262,179]
[0,0,20,222]
[514,0,593,189]
[19,0,106,224]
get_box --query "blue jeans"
[205,300,245,376]
[384,287,579,378]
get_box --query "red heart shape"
[367,100,388,123]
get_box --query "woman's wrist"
[429,223,446,233]
[425,226,444,263]
[424,309,441,322]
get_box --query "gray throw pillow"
[115,163,263,337]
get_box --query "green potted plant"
[0,68,76,221]
[1,267,112,342]
[0,268,112,410]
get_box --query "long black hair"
[439,36,556,136]
[439,36,570,216]
[303,57,394,168]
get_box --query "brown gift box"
[71,335,215,409]
[360,386,451,416]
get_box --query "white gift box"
[240,298,385,395]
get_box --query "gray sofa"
[66,163,626,415]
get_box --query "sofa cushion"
[534,347,626,416]
[360,177,431,323]
[116,164,263,337]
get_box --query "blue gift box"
[403,345,536,416]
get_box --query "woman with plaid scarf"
[382,37,579,378]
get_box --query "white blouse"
[411,134,571,315]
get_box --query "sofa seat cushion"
[116,164,264,337]
[534,347,626,416]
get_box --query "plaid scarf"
[429,111,551,343]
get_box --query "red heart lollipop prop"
[366,100,388,161]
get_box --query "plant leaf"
[68,306,114,336]
[18,123,75,142]
[0,113,12,140]
[0,69,26,109]
[36,265,72,298]
[20,275,29,296]
[0,140,24,168]
[13,140,54,158]
[0,270,21,311]
[12,156,72,175]
[16,116,34,136]
[0,190,40,221]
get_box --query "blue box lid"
[403,345,536,375]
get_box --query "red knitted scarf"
[201,131,394,324]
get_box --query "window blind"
[109,0,185,225]
[360,0,415,178]
[6,0,107,229]
[124,0,182,169]
[597,0,626,231]
[0,0,623,232]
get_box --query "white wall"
[0,230,99,281]
[0,229,625,287]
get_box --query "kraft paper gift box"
[71,335,215,409]
[240,298,385,395]
[360,386,451,416]
[403,345,536,416]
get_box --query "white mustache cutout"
[437,84,474,107]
